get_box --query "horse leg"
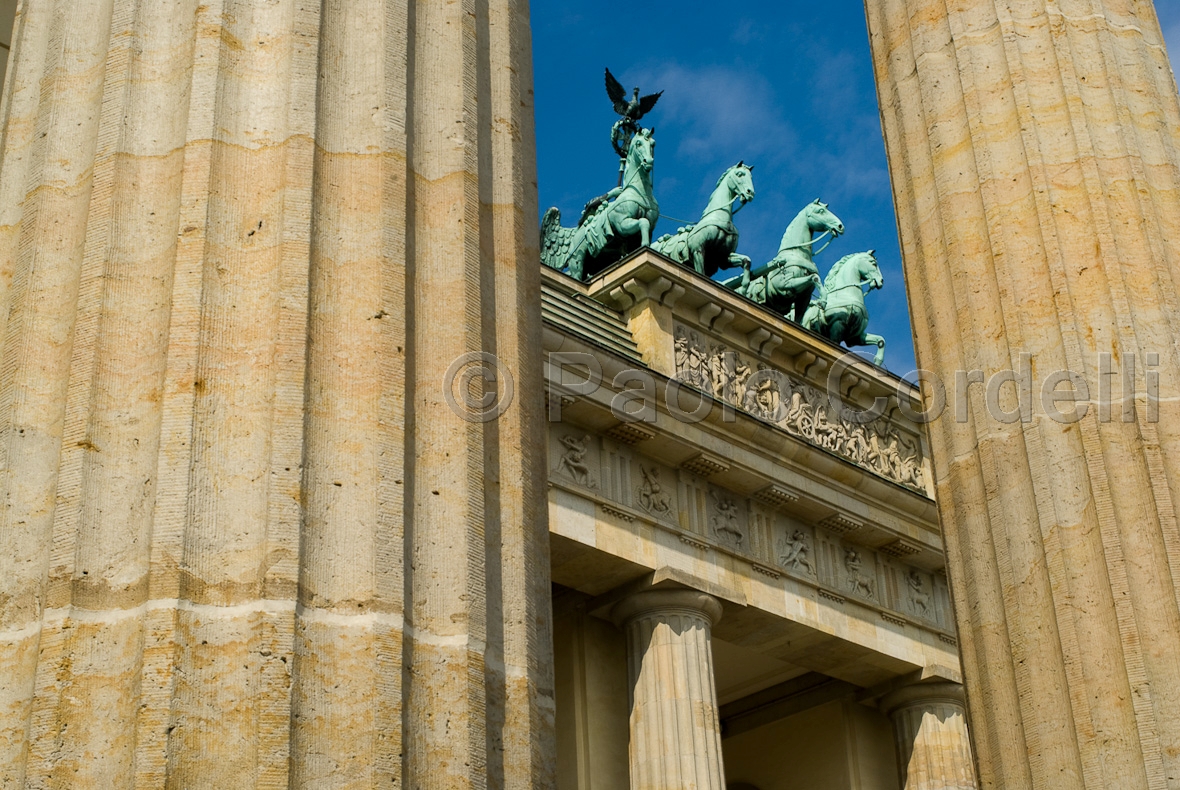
[613,215,639,249]
[690,243,706,275]
[792,282,814,324]
[863,333,886,366]
[847,329,887,366]
[791,291,808,324]
[828,314,849,347]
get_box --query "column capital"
[609,587,723,628]
[880,681,966,716]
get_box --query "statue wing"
[637,91,663,117]
[604,68,629,114]
[540,207,574,270]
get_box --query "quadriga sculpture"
[651,161,755,277]
[540,128,659,280]
[727,199,844,322]
[802,250,887,366]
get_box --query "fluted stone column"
[0,0,553,787]
[881,683,977,790]
[612,589,726,790]
[865,0,1180,787]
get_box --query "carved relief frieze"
[636,463,674,520]
[554,433,597,488]
[709,490,744,546]
[777,528,817,578]
[545,425,943,635]
[672,323,928,494]
[844,547,876,601]
[906,569,932,618]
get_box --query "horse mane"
[714,161,749,189]
[823,252,868,289]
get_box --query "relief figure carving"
[556,434,596,488]
[675,326,711,392]
[710,492,743,544]
[671,322,928,494]
[844,548,875,599]
[907,569,931,616]
[778,530,816,576]
[637,465,672,516]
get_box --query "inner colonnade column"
[0,0,552,786]
[612,589,727,790]
[881,682,977,790]
[864,0,1180,786]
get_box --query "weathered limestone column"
[865,0,1180,787]
[612,589,726,790]
[0,0,553,787]
[881,683,977,790]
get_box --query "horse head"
[628,127,655,173]
[806,199,844,237]
[824,250,882,292]
[721,160,756,205]
[858,250,883,290]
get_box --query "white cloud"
[618,63,798,166]
[730,18,765,46]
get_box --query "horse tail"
[540,207,575,270]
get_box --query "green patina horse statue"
[540,128,659,280]
[802,250,886,366]
[727,199,844,322]
[651,161,755,277]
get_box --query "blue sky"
[534,1,1180,378]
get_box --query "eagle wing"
[540,207,574,271]
[605,68,629,115]
[638,91,663,117]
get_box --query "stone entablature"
[672,322,927,493]
[548,428,956,638]
[582,250,933,496]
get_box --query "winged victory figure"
[606,67,662,158]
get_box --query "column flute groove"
[289,0,390,785]
[867,0,1180,786]
[37,2,201,786]
[166,0,299,785]
[0,0,552,785]
[0,0,118,783]
[613,590,725,790]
